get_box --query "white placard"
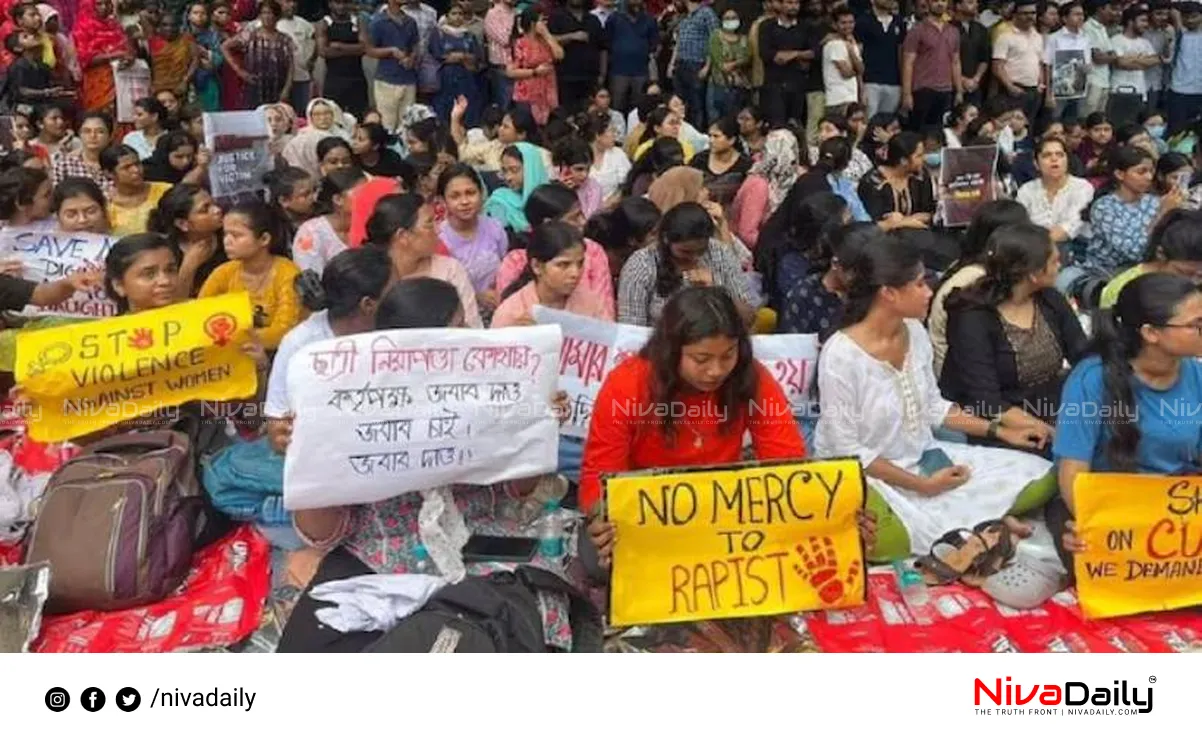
[0,227,117,318]
[203,111,272,199]
[114,60,151,124]
[283,325,562,510]
[533,307,820,438]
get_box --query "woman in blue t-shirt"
[1051,272,1202,579]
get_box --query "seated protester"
[264,166,318,249]
[364,193,482,327]
[812,113,874,185]
[1154,151,1193,200]
[632,105,696,163]
[621,136,685,198]
[198,202,305,350]
[646,166,752,270]
[928,200,1031,375]
[730,128,802,250]
[178,104,205,143]
[1062,145,1180,306]
[121,96,169,160]
[1099,209,1202,308]
[101,144,171,236]
[689,115,753,206]
[316,136,355,177]
[452,104,541,175]
[265,247,394,455]
[1051,273,1202,582]
[141,130,208,186]
[30,103,78,161]
[282,98,353,175]
[583,286,874,567]
[624,89,665,157]
[1143,110,1168,155]
[618,202,755,327]
[437,164,508,317]
[492,221,612,327]
[859,113,901,166]
[1015,136,1094,248]
[919,127,945,186]
[1075,111,1112,177]
[53,177,109,233]
[291,168,368,276]
[552,137,603,220]
[585,196,661,290]
[941,223,1088,452]
[351,123,408,179]
[736,103,768,161]
[814,234,1054,562]
[494,183,615,319]
[779,137,871,226]
[779,222,878,339]
[0,165,53,228]
[1010,121,1083,186]
[5,29,71,109]
[757,191,849,311]
[276,278,578,653]
[148,183,226,297]
[484,141,551,232]
[943,101,978,149]
[50,111,114,192]
[584,109,631,205]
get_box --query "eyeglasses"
[1159,321,1202,334]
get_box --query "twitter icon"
[115,687,141,712]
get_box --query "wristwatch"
[986,417,1002,440]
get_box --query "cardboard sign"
[532,307,819,438]
[0,228,117,318]
[16,293,258,442]
[114,60,152,124]
[283,325,562,510]
[939,145,999,227]
[605,458,867,626]
[203,111,273,199]
[1075,473,1202,619]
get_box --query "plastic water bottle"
[893,559,929,608]
[538,502,565,559]
[412,544,431,573]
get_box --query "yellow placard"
[606,458,866,626]
[1075,473,1202,619]
[16,293,258,442]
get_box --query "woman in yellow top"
[199,202,304,350]
[102,144,171,236]
[631,106,695,163]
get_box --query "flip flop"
[915,528,990,586]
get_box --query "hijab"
[282,98,354,175]
[258,102,297,154]
[751,129,801,215]
[73,0,127,68]
[647,166,705,214]
[483,141,548,232]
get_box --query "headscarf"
[37,4,68,72]
[483,142,549,232]
[257,102,296,154]
[751,129,800,215]
[282,98,354,175]
[72,0,127,69]
[647,166,705,214]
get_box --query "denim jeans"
[672,60,707,129]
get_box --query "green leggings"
[866,469,1059,563]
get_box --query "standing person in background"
[953,0,990,107]
[703,8,750,124]
[799,0,827,144]
[822,6,862,118]
[991,0,1044,127]
[185,1,224,112]
[509,10,563,127]
[1043,1,1089,121]
[901,0,962,131]
[483,0,516,111]
[591,0,615,30]
[263,0,314,115]
[759,0,810,128]
[549,0,605,113]
[1108,6,1158,128]
[367,0,419,132]
[431,2,484,127]
[1144,0,1174,115]
[401,0,439,99]
[668,0,717,130]
[857,0,905,117]
[315,0,369,121]
[1082,0,1115,117]
[1170,3,1202,136]
[748,0,777,100]
[212,1,245,112]
[221,0,295,109]
[73,0,132,118]
[607,0,658,114]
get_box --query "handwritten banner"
[605,458,867,626]
[1075,473,1202,619]
[0,228,117,318]
[283,325,562,510]
[16,293,257,442]
[939,145,999,227]
[203,111,272,199]
[532,307,819,438]
[114,60,151,124]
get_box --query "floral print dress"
[512,35,557,126]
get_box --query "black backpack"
[363,566,602,653]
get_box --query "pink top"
[493,237,615,319]
[577,177,603,219]
[490,281,613,328]
[730,174,770,250]
[421,254,484,328]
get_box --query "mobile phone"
[918,448,955,478]
[1177,171,1192,193]
[461,535,539,564]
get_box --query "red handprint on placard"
[128,328,154,350]
[794,536,861,605]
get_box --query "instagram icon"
[44,687,70,712]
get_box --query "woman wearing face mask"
[1099,209,1202,309]
[814,234,1054,563]
[941,223,1088,454]
[1051,273,1202,583]
[484,141,550,232]
[292,167,367,276]
[148,182,226,296]
[437,164,508,315]
[50,111,113,192]
[731,128,802,250]
[491,220,611,327]
[703,10,750,124]
[141,130,210,186]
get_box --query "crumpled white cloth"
[0,451,51,541]
[310,574,449,633]
[418,486,470,582]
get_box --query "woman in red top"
[580,286,876,568]
[507,9,562,127]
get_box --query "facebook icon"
[80,687,105,712]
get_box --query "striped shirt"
[617,240,752,326]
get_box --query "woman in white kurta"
[814,234,1056,561]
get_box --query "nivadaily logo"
[974,677,1154,715]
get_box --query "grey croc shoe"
[982,521,1068,610]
